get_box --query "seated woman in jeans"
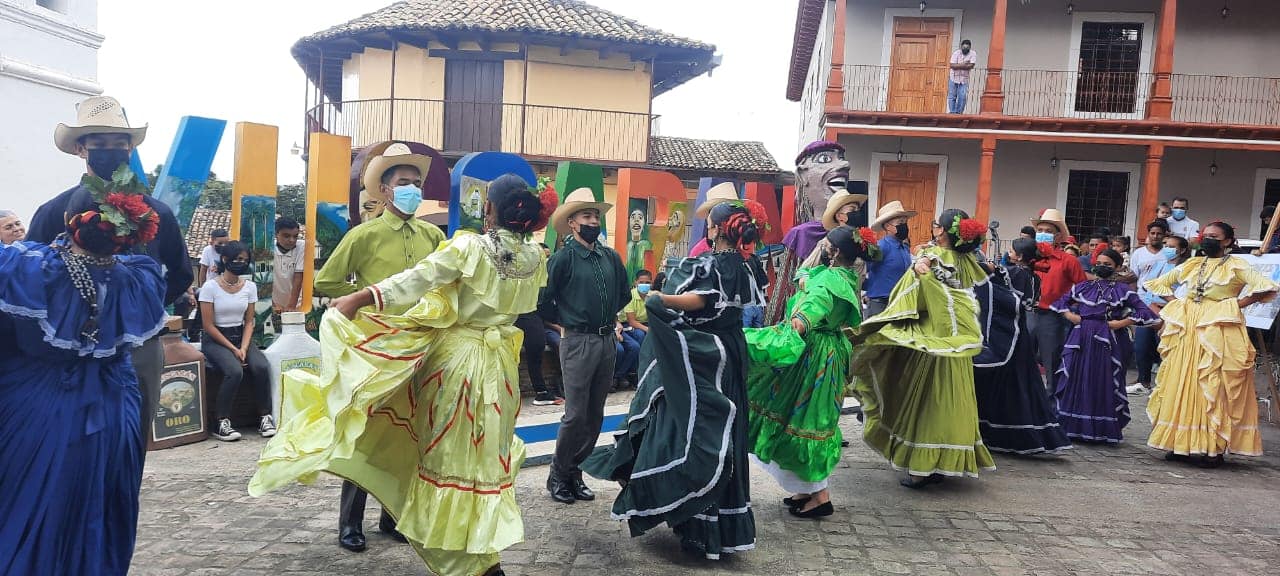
[199,240,275,441]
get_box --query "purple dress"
[1050,280,1157,443]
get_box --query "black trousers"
[203,325,271,420]
[515,313,554,395]
[340,481,395,531]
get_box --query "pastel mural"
[153,116,227,233]
[449,152,536,236]
[615,168,688,276]
[302,132,353,321]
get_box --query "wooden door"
[444,59,504,152]
[878,161,939,248]
[887,17,953,113]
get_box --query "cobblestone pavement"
[133,394,1280,575]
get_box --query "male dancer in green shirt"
[314,143,444,552]
[539,188,631,504]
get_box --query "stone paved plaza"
[132,394,1280,576]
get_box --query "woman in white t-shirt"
[198,240,275,442]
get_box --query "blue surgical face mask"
[1171,208,1186,220]
[391,184,423,215]
[1160,247,1177,261]
[636,283,651,295]
[1034,232,1055,244]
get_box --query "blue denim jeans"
[614,332,640,379]
[1133,325,1161,385]
[948,81,968,113]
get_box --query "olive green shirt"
[538,236,631,331]
[313,210,446,297]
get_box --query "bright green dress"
[849,246,997,478]
[248,230,546,576]
[746,266,862,491]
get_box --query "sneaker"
[259,415,277,438]
[532,392,558,406]
[212,418,241,441]
[1125,383,1149,395]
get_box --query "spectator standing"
[271,218,305,312]
[1166,197,1200,240]
[1128,234,1189,395]
[864,200,917,318]
[199,228,230,282]
[948,40,977,113]
[1130,220,1169,280]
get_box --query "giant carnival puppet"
[765,140,860,324]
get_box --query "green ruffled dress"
[745,266,861,492]
[849,246,997,478]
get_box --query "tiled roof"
[648,136,781,175]
[185,208,231,259]
[185,208,305,259]
[300,0,713,51]
[786,0,827,102]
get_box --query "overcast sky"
[96,0,801,189]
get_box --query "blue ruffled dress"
[0,241,166,575]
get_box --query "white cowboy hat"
[362,143,432,195]
[54,96,148,155]
[551,187,612,236]
[1030,208,1071,241]
[694,182,739,218]
[870,200,918,230]
[821,190,869,230]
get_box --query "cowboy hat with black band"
[54,96,147,155]
[1030,208,1071,242]
[694,182,739,219]
[821,183,869,230]
[550,187,612,236]
[871,200,918,231]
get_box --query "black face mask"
[226,261,250,275]
[1092,264,1115,279]
[895,222,910,241]
[1200,237,1225,257]
[86,148,131,179]
[577,224,601,245]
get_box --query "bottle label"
[281,356,321,375]
[154,360,205,442]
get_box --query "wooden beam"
[388,31,431,50]
[357,33,395,51]
[980,0,1008,114]
[1139,144,1165,231]
[976,136,997,226]
[1146,0,1177,120]
[428,48,525,61]
[476,36,490,52]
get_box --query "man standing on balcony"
[1166,197,1200,240]
[949,40,977,114]
[312,143,445,553]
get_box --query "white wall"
[0,0,104,220]
[798,0,835,148]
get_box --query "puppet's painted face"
[796,146,850,219]
[629,209,645,241]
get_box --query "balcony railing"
[305,98,658,163]
[841,65,1280,126]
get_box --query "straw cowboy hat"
[54,96,148,155]
[1030,208,1071,241]
[694,182,740,218]
[362,143,432,194]
[822,190,870,230]
[551,187,612,236]
[870,200,918,230]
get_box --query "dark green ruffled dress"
[584,251,767,560]
[745,266,861,492]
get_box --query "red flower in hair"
[742,199,770,230]
[858,227,879,246]
[957,219,987,242]
[135,209,160,244]
[532,188,558,232]
[105,192,150,220]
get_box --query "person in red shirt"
[1028,209,1086,384]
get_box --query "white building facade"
[0,0,103,220]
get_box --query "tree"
[276,184,306,224]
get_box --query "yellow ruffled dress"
[249,230,546,576]
[1144,255,1277,457]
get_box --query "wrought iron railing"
[305,98,658,163]
[841,64,1280,126]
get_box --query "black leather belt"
[567,325,613,336]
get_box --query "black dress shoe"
[571,477,595,501]
[548,477,576,504]
[339,526,367,552]
[788,501,834,518]
[379,518,408,543]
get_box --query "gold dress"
[249,230,546,575]
[1144,255,1277,457]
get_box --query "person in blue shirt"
[863,200,917,317]
[1127,234,1189,395]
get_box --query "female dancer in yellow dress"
[1145,221,1277,467]
[249,175,553,576]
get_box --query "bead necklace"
[484,227,538,280]
[54,236,114,346]
[1191,256,1229,304]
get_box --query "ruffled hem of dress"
[747,413,842,484]
[862,421,996,477]
[396,455,526,553]
[0,298,166,358]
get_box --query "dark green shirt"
[538,236,631,330]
